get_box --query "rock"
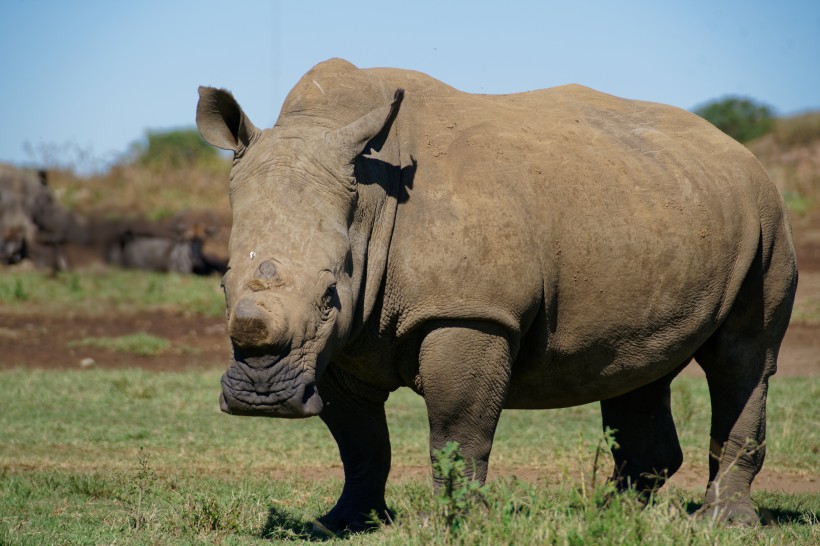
[79,357,95,368]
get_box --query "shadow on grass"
[259,507,330,542]
[759,507,816,526]
[683,500,703,516]
[259,506,392,542]
[683,501,812,526]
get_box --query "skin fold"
[196,58,797,532]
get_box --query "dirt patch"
[775,323,820,376]
[244,464,820,495]
[0,311,230,371]
[1,307,816,375]
[792,211,820,269]
[501,464,820,495]
[2,204,817,374]
[1,207,817,503]
[680,322,820,379]
[666,465,820,495]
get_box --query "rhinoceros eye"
[320,284,337,314]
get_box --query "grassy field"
[3,113,819,544]
[0,368,817,544]
[0,269,224,318]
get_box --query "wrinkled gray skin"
[197,59,797,532]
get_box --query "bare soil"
[1,211,818,495]
[3,213,818,375]
[0,310,229,371]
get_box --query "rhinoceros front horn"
[228,295,289,351]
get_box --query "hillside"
[46,112,820,219]
[747,112,820,216]
[32,111,820,273]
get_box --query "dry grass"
[1,370,817,544]
[34,108,820,224]
[748,112,820,215]
[47,162,231,221]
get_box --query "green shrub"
[431,441,490,532]
[694,96,775,143]
[130,128,225,170]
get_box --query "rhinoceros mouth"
[219,350,323,418]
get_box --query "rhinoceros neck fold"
[347,162,401,343]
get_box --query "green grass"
[0,369,817,543]
[0,269,224,317]
[792,288,820,326]
[783,190,814,216]
[68,332,172,356]
[2,468,816,545]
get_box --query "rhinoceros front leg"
[315,366,392,533]
[417,321,512,486]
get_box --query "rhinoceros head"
[196,82,402,418]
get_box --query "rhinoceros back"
[359,68,772,403]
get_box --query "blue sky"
[1,0,819,171]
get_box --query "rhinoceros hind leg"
[600,365,686,499]
[316,367,392,533]
[694,241,795,525]
[695,340,773,526]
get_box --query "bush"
[131,128,224,170]
[694,96,775,143]
[431,441,489,532]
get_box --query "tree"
[694,97,774,143]
[131,128,224,170]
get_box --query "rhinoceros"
[0,204,33,265]
[0,164,87,270]
[105,214,226,275]
[196,59,797,531]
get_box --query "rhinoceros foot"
[312,503,394,536]
[699,498,759,526]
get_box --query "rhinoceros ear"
[326,88,404,163]
[196,87,260,154]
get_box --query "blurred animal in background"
[0,163,227,275]
[105,212,227,275]
[0,201,36,264]
[0,163,88,271]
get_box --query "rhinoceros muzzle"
[219,349,323,418]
